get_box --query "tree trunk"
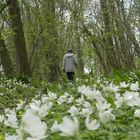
[109,0,130,69]
[82,25,108,73]
[116,0,137,68]
[9,0,32,77]
[0,31,14,76]
[100,0,120,73]
[120,0,140,57]
[71,0,84,72]
[45,0,59,82]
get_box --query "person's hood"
[65,53,74,58]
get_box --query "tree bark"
[120,0,140,57]
[100,0,121,73]
[9,0,32,77]
[70,0,84,72]
[45,0,60,82]
[0,31,14,76]
[116,0,137,68]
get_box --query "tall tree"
[70,0,84,72]
[118,0,140,57]
[44,0,60,82]
[100,0,120,73]
[8,0,31,77]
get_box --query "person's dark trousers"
[66,72,75,82]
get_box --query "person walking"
[63,49,78,82]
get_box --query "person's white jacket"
[63,53,78,72]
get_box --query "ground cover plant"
[0,72,140,140]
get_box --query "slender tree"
[44,0,60,82]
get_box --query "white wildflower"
[96,100,111,112]
[105,83,119,92]
[48,92,57,100]
[115,93,124,108]
[76,95,85,106]
[0,93,3,96]
[4,109,18,128]
[80,108,93,117]
[83,101,92,109]
[16,101,25,111]
[99,109,115,123]
[57,95,67,105]
[64,92,70,97]
[85,115,100,130]
[78,85,94,99]
[58,116,79,136]
[38,104,49,117]
[68,0,73,3]
[38,101,53,117]
[134,109,140,118]
[67,95,74,103]
[130,82,139,91]
[29,98,53,117]
[92,89,103,101]
[68,106,79,116]
[41,96,50,103]
[123,92,140,107]
[120,82,128,88]
[51,120,59,132]
[5,134,21,140]
[21,109,47,139]
[29,103,39,112]
[26,138,38,140]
